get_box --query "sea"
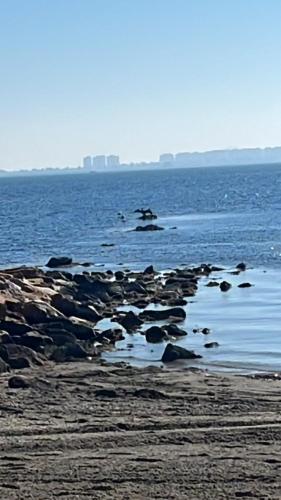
[1,163,281,373]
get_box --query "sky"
[1,0,281,169]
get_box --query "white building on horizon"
[82,156,92,169]
[107,155,120,167]
[92,155,106,169]
[159,153,174,164]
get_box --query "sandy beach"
[1,360,281,499]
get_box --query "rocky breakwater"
[0,261,220,375]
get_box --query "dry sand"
[0,361,281,499]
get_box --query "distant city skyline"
[1,1,281,170]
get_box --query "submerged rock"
[140,307,186,322]
[162,343,202,362]
[134,224,164,232]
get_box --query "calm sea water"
[1,163,281,372]
[1,163,281,269]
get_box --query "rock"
[115,271,124,281]
[18,331,53,351]
[133,388,168,399]
[46,256,73,268]
[8,375,30,389]
[238,282,253,288]
[0,357,9,373]
[0,344,45,369]
[50,343,88,362]
[134,224,164,232]
[206,281,220,287]
[95,388,118,398]
[143,265,155,275]
[162,343,202,362]
[101,243,115,247]
[0,330,13,344]
[163,324,187,337]
[202,328,211,335]
[51,294,77,317]
[22,301,63,324]
[204,342,219,348]
[117,311,143,332]
[97,328,124,344]
[220,281,232,292]
[139,212,157,220]
[140,307,186,322]
[236,262,246,271]
[145,326,167,343]
[40,329,77,346]
[0,320,32,336]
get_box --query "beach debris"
[162,343,202,362]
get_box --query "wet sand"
[1,360,281,499]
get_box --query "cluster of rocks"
[0,258,253,375]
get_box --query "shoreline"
[1,360,281,498]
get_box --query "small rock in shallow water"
[220,281,232,292]
[204,342,219,348]
[238,282,253,288]
[134,224,164,232]
[236,262,246,271]
[145,326,167,343]
[162,343,202,362]
[202,328,211,335]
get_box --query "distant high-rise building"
[83,156,92,169]
[159,153,174,164]
[107,155,120,167]
[92,155,106,169]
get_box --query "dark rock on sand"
[8,375,30,389]
[204,342,219,348]
[162,343,202,362]
[46,256,73,268]
[0,344,45,369]
[140,307,186,322]
[134,224,164,232]
[50,343,88,362]
[220,281,232,292]
[145,326,167,343]
[238,282,253,288]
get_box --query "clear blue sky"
[0,0,281,169]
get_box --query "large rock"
[140,307,186,322]
[50,343,88,362]
[0,320,32,336]
[18,331,53,351]
[0,344,45,369]
[46,257,73,268]
[162,343,202,363]
[22,301,64,324]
